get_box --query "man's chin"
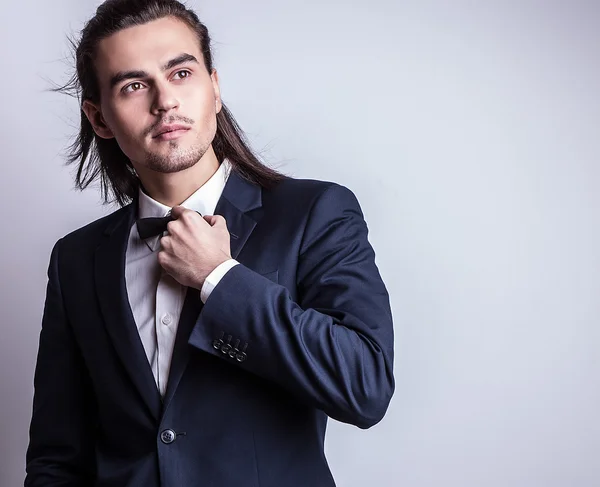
[142,149,205,174]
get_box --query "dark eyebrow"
[109,53,200,90]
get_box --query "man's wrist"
[200,259,239,303]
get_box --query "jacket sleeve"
[25,238,97,486]
[188,183,395,429]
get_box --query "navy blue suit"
[26,169,395,487]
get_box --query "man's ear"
[210,69,222,114]
[82,100,115,139]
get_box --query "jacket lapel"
[214,168,263,259]
[161,168,263,412]
[94,199,162,421]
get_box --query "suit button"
[236,342,248,362]
[160,429,176,444]
[221,334,233,355]
[212,332,224,350]
[229,339,241,359]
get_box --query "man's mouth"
[152,124,190,138]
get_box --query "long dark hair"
[51,0,287,207]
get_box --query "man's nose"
[151,81,180,114]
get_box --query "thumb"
[203,214,227,229]
[203,215,220,226]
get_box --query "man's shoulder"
[265,175,362,218]
[265,175,354,205]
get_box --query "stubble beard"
[144,137,211,174]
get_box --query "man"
[25,0,395,486]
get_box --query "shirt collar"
[137,158,232,251]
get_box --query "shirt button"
[161,313,172,326]
[160,429,176,444]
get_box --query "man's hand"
[157,205,232,290]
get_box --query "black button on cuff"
[213,333,249,362]
[212,332,224,350]
[236,342,249,362]
[220,335,233,355]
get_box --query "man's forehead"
[95,17,200,79]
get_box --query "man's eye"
[124,82,144,93]
[173,70,191,80]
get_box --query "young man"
[25,1,395,486]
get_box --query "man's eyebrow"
[109,53,200,90]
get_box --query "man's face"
[84,16,221,174]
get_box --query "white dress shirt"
[124,159,238,397]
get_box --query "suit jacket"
[25,169,395,487]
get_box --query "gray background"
[1,1,599,486]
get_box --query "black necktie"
[136,211,203,240]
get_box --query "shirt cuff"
[200,259,240,303]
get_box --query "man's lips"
[152,124,190,138]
